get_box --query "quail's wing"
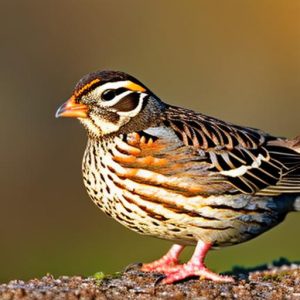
[162,106,300,196]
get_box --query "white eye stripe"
[92,81,135,98]
[100,90,134,107]
[80,92,148,136]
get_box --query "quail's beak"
[55,96,88,118]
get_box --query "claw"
[142,240,234,284]
[161,263,234,284]
[160,241,234,284]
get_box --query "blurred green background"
[1,0,300,282]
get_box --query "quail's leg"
[141,244,184,272]
[161,240,234,284]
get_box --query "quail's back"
[56,70,300,283]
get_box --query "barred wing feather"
[164,106,300,195]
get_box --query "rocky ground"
[1,262,300,299]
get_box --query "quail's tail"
[289,136,300,211]
[287,136,300,205]
[266,135,300,200]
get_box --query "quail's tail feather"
[258,135,300,195]
[292,136,300,210]
[287,137,300,208]
[280,135,300,183]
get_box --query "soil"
[1,261,300,299]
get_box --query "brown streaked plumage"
[56,70,300,283]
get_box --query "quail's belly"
[82,126,289,247]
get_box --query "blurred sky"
[0,0,300,282]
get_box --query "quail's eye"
[101,89,116,101]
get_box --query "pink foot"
[141,244,184,272]
[161,241,234,284]
[162,263,234,284]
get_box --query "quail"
[56,70,300,283]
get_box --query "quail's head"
[56,70,165,138]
